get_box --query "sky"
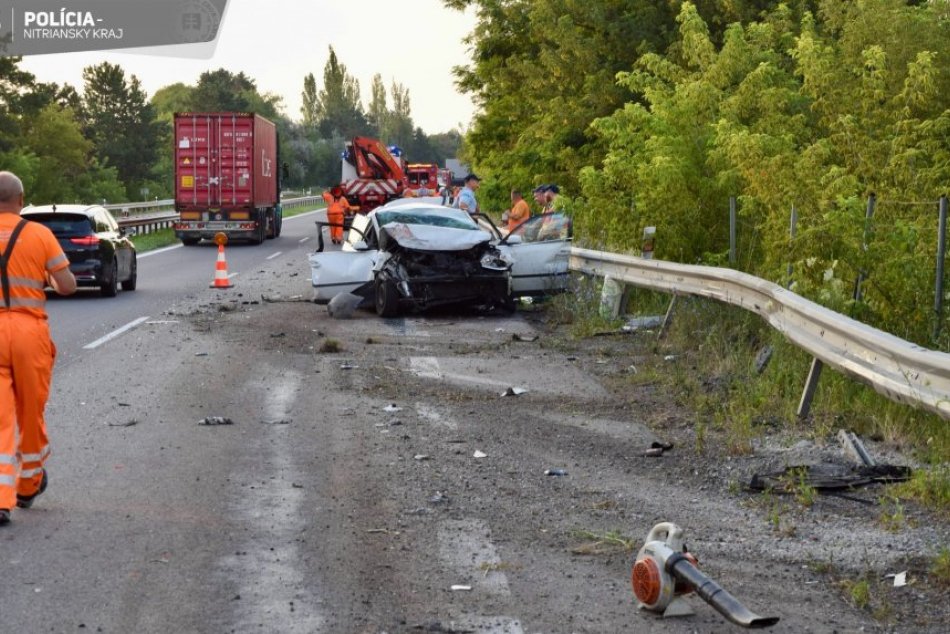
[18,0,478,134]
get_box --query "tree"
[82,62,164,199]
[190,69,282,119]
[387,82,413,148]
[368,73,388,138]
[22,104,124,204]
[313,47,369,138]
[301,73,319,131]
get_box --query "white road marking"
[438,519,511,596]
[220,369,325,632]
[82,316,150,350]
[298,236,311,244]
[409,356,442,379]
[416,403,459,431]
[266,251,283,260]
[138,243,183,258]
[409,356,512,388]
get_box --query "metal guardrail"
[569,247,950,420]
[110,196,324,235]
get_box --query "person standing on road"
[454,173,481,216]
[503,189,531,232]
[0,171,76,526]
[532,185,547,214]
[322,186,354,245]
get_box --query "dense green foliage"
[452,0,950,346]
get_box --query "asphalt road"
[1,207,946,633]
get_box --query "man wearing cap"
[532,185,547,214]
[455,173,481,216]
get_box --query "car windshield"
[376,208,478,231]
[24,213,94,237]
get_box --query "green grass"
[131,204,324,253]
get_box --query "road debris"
[501,386,528,397]
[622,315,664,332]
[261,419,292,425]
[837,429,876,466]
[383,404,403,413]
[748,464,912,492]
[450,584,473,592]
[198,416,234,426]
[754,345,774,374]
[195,352,209,357]
[327,292,364,319]
[885,571,908,588]
[339,363,358,370]
[473,450,488,459]
[262,293,309,303]
[545,468,568,476]
[414,454,430,461]
[107,420,138,428]
[644,441,674,457]
[429,491,449,504]
[512,333,538,342]
[270,332,286,338]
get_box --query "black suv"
[21,204,137,297]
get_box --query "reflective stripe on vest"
[0,474,15,486]
[19,446,50,463]
[0,453,16,466]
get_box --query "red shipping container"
[174,113,278,211]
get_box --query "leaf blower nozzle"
[631,522,779,628]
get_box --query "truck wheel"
[375,276,399,317]
[265,211,276,239]
[250,219,266,245]
[274,209,283,237]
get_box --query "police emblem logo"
[176,0,220,43]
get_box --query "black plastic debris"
[198,416,234,426]
[545,468,568,476]
[749,464,912,492]
[644,440,674,457]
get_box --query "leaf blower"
[631,522,779,628]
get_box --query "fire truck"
[405,163,440,196]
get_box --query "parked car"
[21,204,137,297]
[309,200,571,317]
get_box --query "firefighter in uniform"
[0,171,76,526]
[322,186,354,245]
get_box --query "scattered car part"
[748,464,911,492]
[198,416,233,426]
[632,522,779,628]
[836,429,876,466]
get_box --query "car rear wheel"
[375,276,399,317]
[100,258,118,297]
[121,254,137,291]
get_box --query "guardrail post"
[786,205,798,288]
[797,357,824,419]
[853,193,876,302]
[729,196,737,267]
[935,195,949,342]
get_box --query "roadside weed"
[842,578,871,609]
[569,529,638,555]
[892,466,950,515]
[878,497,912,532]
[931,546,950,588]
[319,338,343,353]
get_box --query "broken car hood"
[378,222,492,252]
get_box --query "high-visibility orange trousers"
[0,312,55,510]
[328,208,344,242]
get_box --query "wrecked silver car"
[311,203,514,316]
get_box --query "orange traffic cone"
[210,243,233,288]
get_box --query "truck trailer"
[173,112,282,245]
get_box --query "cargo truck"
[173,112,283,245]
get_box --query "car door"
[98,208,131,279]
[498,213,573,296]
[309,214,378,302]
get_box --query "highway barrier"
[569,247,950,421]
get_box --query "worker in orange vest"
[322,186,354,245]
[0,171,77,526]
